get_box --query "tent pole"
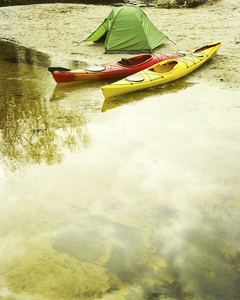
[169,39,176,45]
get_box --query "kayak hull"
[101,41,221,98]
[49,52,189,84]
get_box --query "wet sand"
[0,0,239,90]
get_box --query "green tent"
[84,6,169,53]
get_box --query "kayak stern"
[52,72,75,83]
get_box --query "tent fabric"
[84,6,169,53]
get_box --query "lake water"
[1,39,240,300]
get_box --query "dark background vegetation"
[0,0,214,8]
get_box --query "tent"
[84,6,169,53]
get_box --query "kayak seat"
[121,58,132,66]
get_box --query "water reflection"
[49,80,110,113]
[0,40,91,171]
[102,79,196,112]
[1,39,240,300]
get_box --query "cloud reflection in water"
[0,84,240,299]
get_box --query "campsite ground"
[0,0,239,90]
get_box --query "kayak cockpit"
[151,61,178,73]
[118,54,153,66]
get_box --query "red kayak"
[48,51,190,84]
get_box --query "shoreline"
[0,1,239,90]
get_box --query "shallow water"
[1,40,240,300]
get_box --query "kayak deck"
[101,41,221,98]
[48,52,186,83]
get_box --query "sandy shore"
[0,0,239,89]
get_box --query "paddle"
[48,67,71,73]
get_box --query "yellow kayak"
[101,41,221,98]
